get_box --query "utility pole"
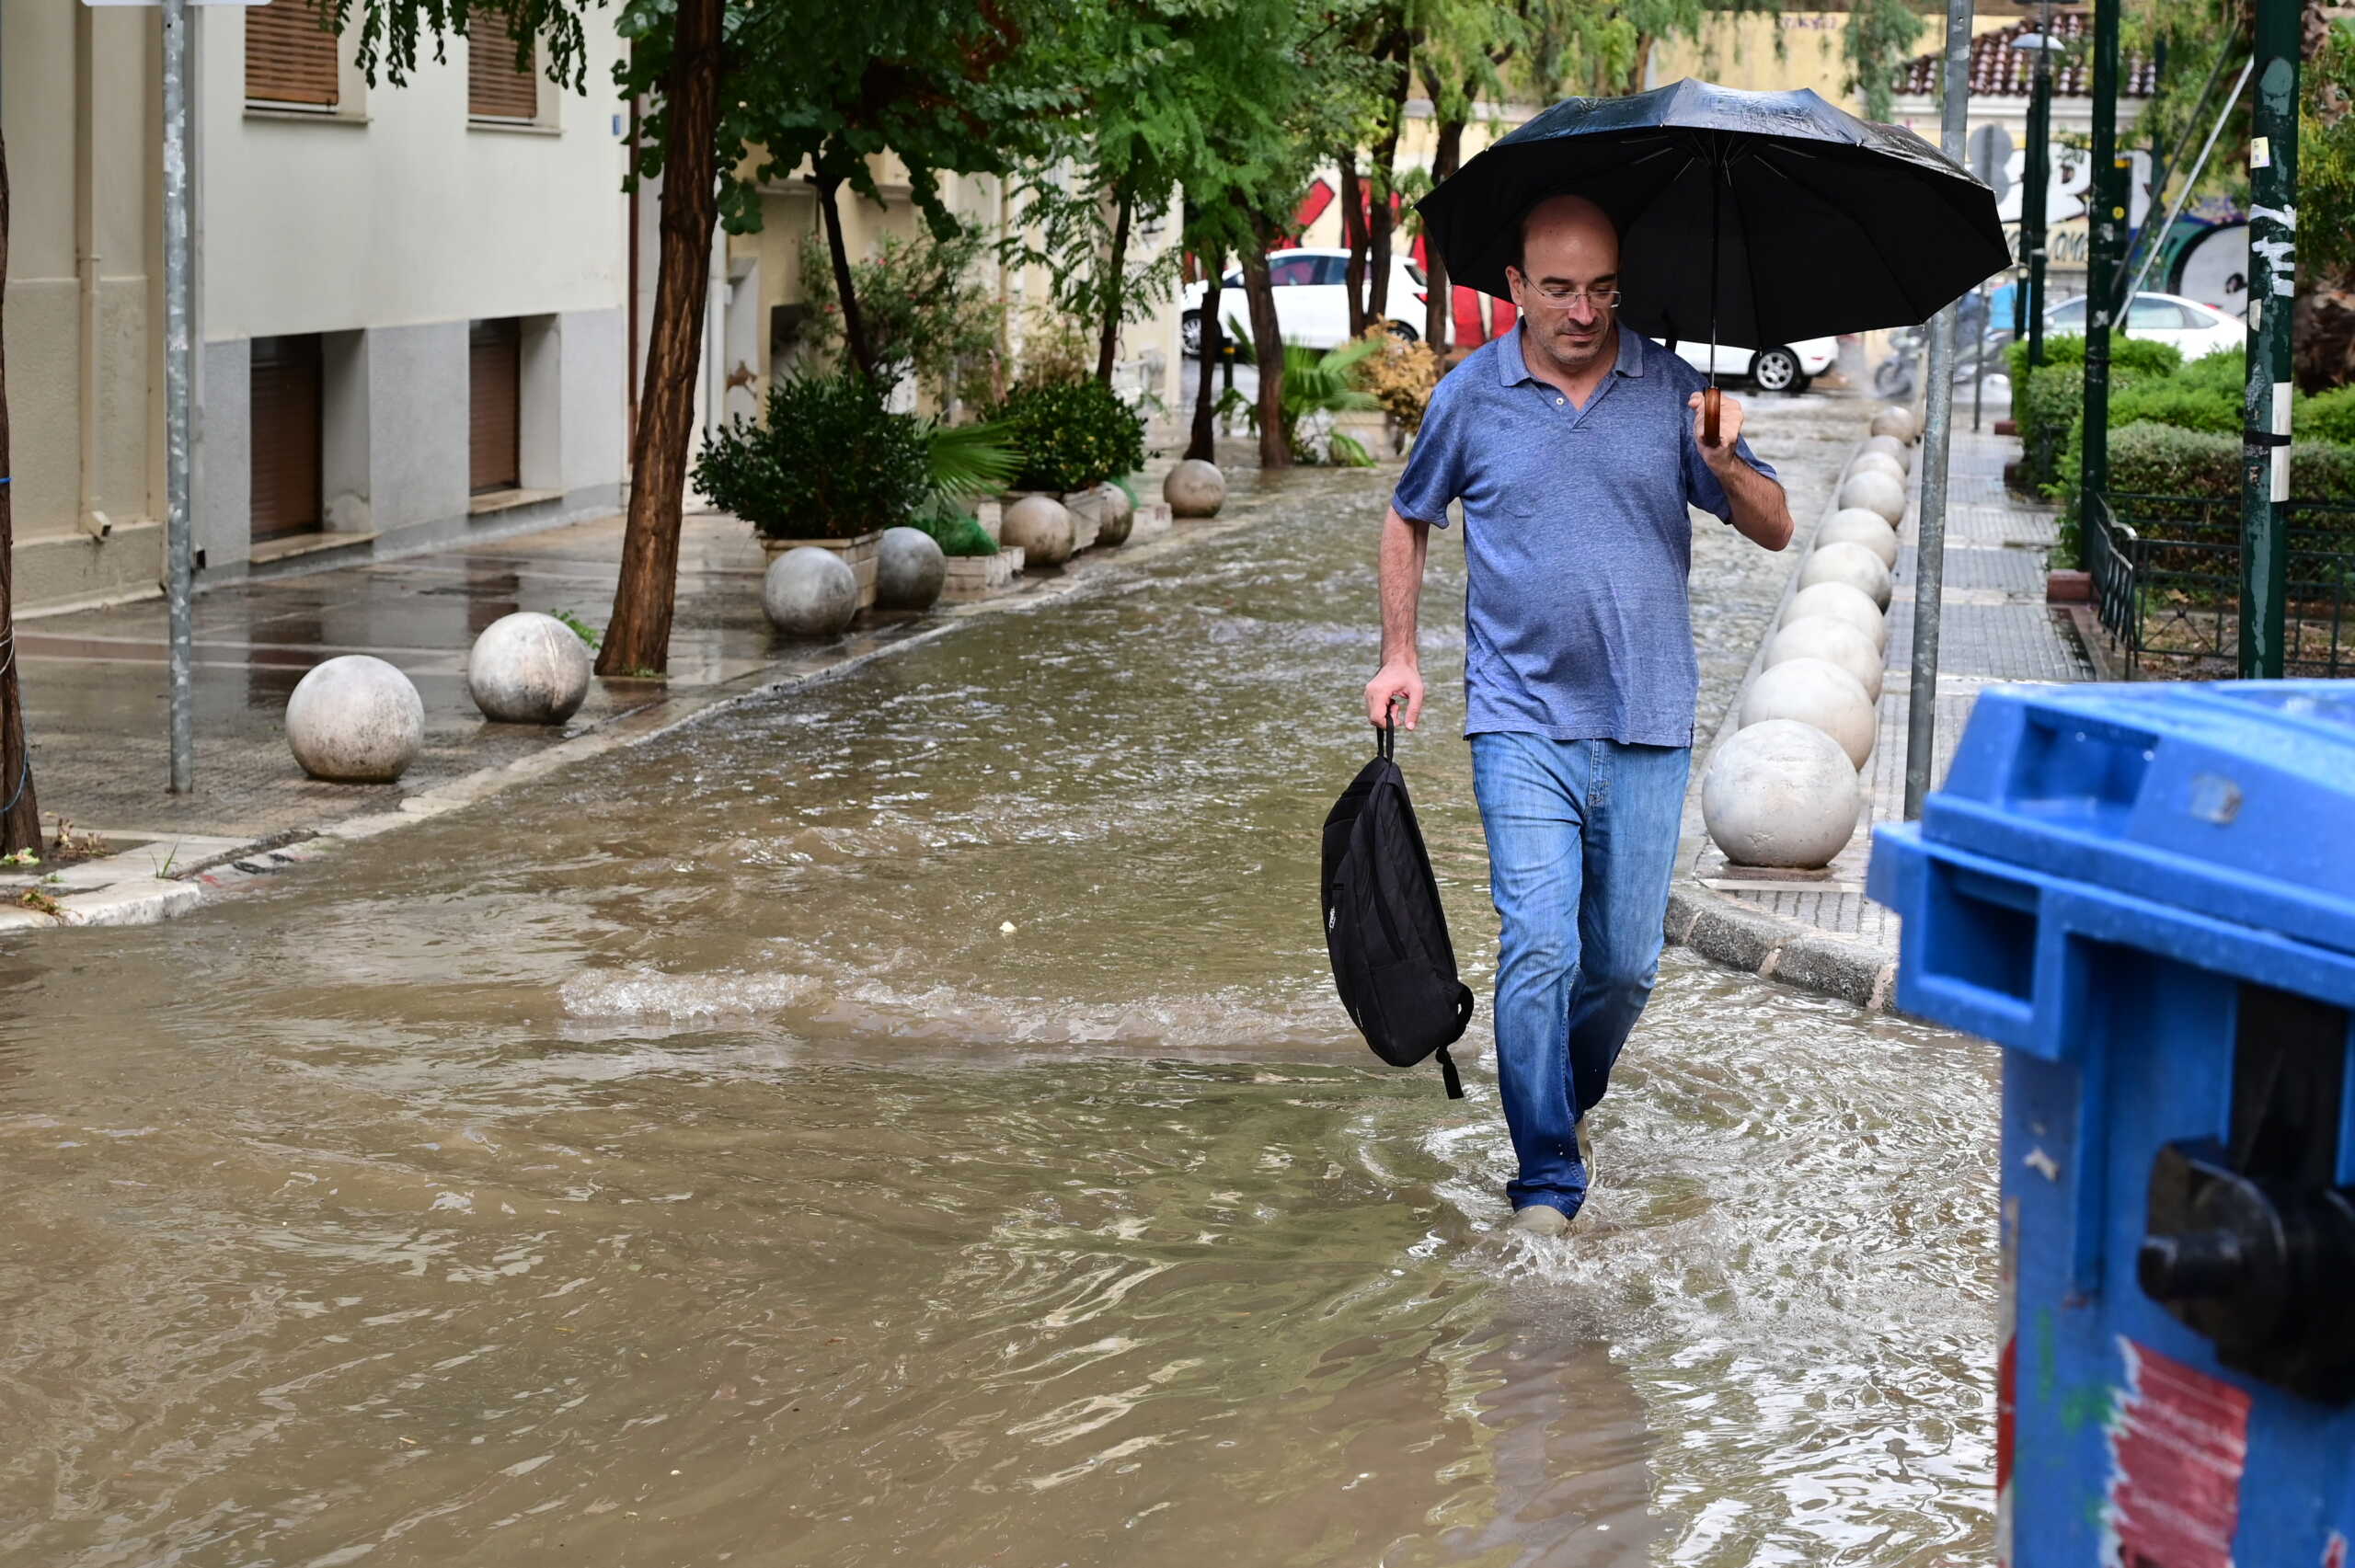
[163,0,194,790]
[1903,0,1974,818]
[2021,0,2054,366]
[2241,0,2299,678]
[2077,0,2123,532]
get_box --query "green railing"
[2085,492,2355,678]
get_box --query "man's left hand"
[1686,389,1745,469]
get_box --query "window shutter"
[250,336,324,542]
[468,30,539,120]
[469,319,523,494]
[245,0,340,109]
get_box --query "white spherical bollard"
[875,526,948,611]
[1703,719,1865,869]
[1740,657,1877,769]
[1862,433,1912,470]
[1097,485,1137,547]
[1836,468,1907,526]
[1786,579,1889,652]
[1800,539,1895,611]
[1870,405,1920,443]
[286,654,425,783]
[1818,507,1901,568]
[1002,495,1076,567]
[1164,459,1226,518]
[1764,614,1885,701]
[1849,450,1906,484]
[466,611,592,725]
[763,545,859,637]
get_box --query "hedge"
[2104,423,2355,504]
[2006,331,2183,385]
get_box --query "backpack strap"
[1435,1047,1465,1100]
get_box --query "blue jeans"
[1470,733,1691,1217]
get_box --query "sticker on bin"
[2104,1337,2250,1568]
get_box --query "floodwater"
[0,466,1995,1565]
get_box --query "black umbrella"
[1416,79,2009,437]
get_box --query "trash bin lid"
[1924,681,2355,956]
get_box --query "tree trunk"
[595,0,725,681]
[1095,186,1133,385]
[1189,241,1223,463]
[0,131,36,855]
[1338,151,1369,338]
[814,173,876,382]
[1365,53,1412,328]
[1241,244,1289,469]
[1425,114,1465,353]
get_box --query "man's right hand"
[1364,661,1425,731]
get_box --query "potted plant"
[985,378,1149,552]
[693,371,933,609]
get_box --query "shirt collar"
[1501,322,1646,385]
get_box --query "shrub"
[797,229,1005,409]
[2103,423,2355,503]
[985,378,1147,493]
[1351,326,1442,433]
[2301,385,2355,447]
[693,372,932,540]
[2175,347,2246,395]
[2008,332,2183,381]
[2108,381,2239,436]
[913,500,998,557]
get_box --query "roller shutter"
[249,335,324,543]
[469,318,522,494]
[468,30,539,120]
[245,0,339,109]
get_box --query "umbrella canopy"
[1416,79,2010,352]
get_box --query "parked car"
[2045,291,2245,361]
[1652,335,1837,395]
[1180,249,1428,355]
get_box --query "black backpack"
[1319,719,1472,1098]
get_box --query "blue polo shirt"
[1392,325,1777,748]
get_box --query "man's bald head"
[1514,194,1618,275]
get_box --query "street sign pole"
[162,0,194,791]
[2022,0,2054,368]
[1903,0,1974,820]
[2241,0,2299,678]
[2078,0,2123,542]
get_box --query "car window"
[1222,270,1243,290]
[1269,257,1320,287]
[1312,255,1351,286]
[2128,297,2191,328]
[2049,299,2086,326]
[1405,261,1427,287]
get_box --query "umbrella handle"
[1702,385,1721,447]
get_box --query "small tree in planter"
[985,378,1148,548]
[694,371,932,607]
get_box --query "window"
[468,28,539,121]
[250,336,325,542]
[469,319,523,494]
[246,0,339,109]
[1269,256,1320,287]
[2127,297,2191,329]
[1312,255,1353,286]
[2049,298,2087,327]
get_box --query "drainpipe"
[75,5,112,540]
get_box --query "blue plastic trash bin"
[1867,681,2355,1568]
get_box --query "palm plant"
[924,419,1023,502]
[1246,338,1383,464]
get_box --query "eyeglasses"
[1522,285,1622,309]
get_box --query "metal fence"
[2085,491,2355,678]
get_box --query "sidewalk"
[1,460,1233,927]
[1668,417,2095,1008]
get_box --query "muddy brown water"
[1,464,1994,1565]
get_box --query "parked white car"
[1652,336,1837,395]
[1180,248,1429,354]
[2045,292,2245,361]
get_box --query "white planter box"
[942,546,1024,601]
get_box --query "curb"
[1663,426,1902,1011]
[6,475,1295,935]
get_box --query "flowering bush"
[1351,326,1442,433]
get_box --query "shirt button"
[1555,396,1564,406]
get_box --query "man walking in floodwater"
[1363,193,1795,1238]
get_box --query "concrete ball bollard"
[286,654,426,783]
[466,611,593,726]
[1870,405,1920,443]
[1836,468,1907,526]
[1097,485,1137,547]
[875,526,948,611]
[1764,613,1885,701]
[1818,507,1901,568]
[1849,450,1906,485]
[1862,433,1912,470]
[1002,495,1076,567]
[1164,459,1227,518]
[1786,579,1889,651]
[1800,539,1895,611]
[1740,656,1877,769]
[762,545,860,637]
[1702,718,1864,870]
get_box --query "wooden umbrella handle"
[1703,385,1721,447]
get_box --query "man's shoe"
[1506,1203,1570,1239]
